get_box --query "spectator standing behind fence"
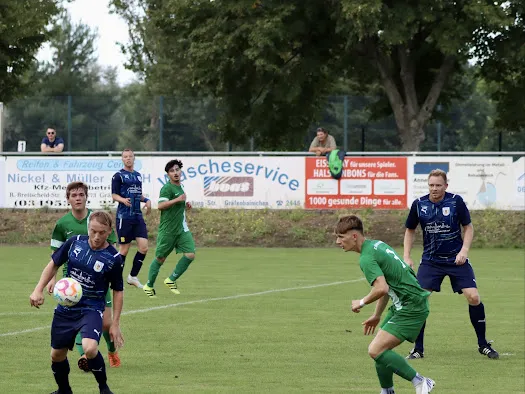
[41,127,65,153]
[309,127,337,156]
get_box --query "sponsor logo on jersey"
[203,176,254,197]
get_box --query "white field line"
[0,278,365,337]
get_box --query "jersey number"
[386,249,406,268]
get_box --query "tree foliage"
[111,0,514,151]
[0,0,62,102]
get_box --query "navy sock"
[87,351,109,391]
[121,254,127,265]
[130,252,146,277]
[469,302,487,346]
[51,359,71,393]
[414,321,426,352]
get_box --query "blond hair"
[428,169,447,183]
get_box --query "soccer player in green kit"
[335,215,435,394]
[143,159,195,298]
[47,182,121,371]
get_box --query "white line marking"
[0,278,365,337]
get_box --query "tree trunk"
[398,117,426,151]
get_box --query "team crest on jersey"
[442,207,450,216]
[93,260,105,272]
[137,176,142,182]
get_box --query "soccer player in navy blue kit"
[30,211,124,394]
[403,169,499,360]
[111,149,151,289]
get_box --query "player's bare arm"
[140,195,152,215]
[362,294,389,335]
[110,289,124,348]
[456,223,474,265]
[403,228,417,268]
[158,193,186,210]
[111,193,131,207]
[351,276,389,313]
[30,261,60,308]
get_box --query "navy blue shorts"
[116,216,148,244]
[416,259,477,294]
[50,308,104,350]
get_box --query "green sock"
[103,331,116,353]
[147,258,163,287]
[375,350,417,381]
[75,332,84,356]
[375,359,394,388]
[169,255,194,281]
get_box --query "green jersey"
[51,209,117,251]
[359,239,430,311]
[158,182,190,235]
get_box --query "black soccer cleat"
[77,355,90,372]
[100,387,114,394]
[50,390,73,394]
[406,348,424,359]
[479,342,499,359]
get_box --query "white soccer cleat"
[415,377,435,394]
[127,274,144,288]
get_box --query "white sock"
[381,388,395,394]
[411,373,424,387]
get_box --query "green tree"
[111,0,513,151]
[0,0,62,103]
[3,13,122,151]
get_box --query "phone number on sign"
[12,199,115,208]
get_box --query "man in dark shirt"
[41,127,65,152]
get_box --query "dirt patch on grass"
[1,208,523,249]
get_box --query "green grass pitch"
[0,247,523,393]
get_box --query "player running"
[30,211,124,394]
[47,182,121,370]
[111,148,151,288]
[336,214,435,394]
[143,159,196,298]
[404,169,499,360]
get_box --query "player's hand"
[144,199,152,215]
[351,299,363,313]
[362,315,381,335]
[109,323,124,349]
[30,290,45,309]
[455,248,468,265]
[186,202,192,210]
[404,256,415,269]
[122,198,132,207]
[46,278,56,295]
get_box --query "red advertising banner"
[305,157,407,209]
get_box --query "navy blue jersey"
[41,136,64,148]
[111,169,144,219]
[405,192,472,264]
[52,235,124,312]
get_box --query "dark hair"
[335,215,364,235]
[316,127,328,134]
[47,126,56,131]
[165,159,183,173]
[89,211,113,229]
[66,182,88,199]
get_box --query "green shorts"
[155,231,196,258]
[380,299,429,343]
[105,289,112,308]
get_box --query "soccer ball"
[53,277,83,307]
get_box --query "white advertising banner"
[0,156,5,208]
[511,156,525,210]
[2,156,305,209]
[407,156,520,210]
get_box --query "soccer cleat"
[50,390,73,394]
[415,377,435,394]
[143,284,157,298]
[164,277,181,294]
[99,388,114,394]
[127,274,144,288]
[479,341,499,359]
[406,348,424,359]
[108,352,121,368]
[77,355,90,372]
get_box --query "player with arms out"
[30,211,124,394]
[47,182,121,371]
[404,169,499,360]
[143,159,196,298]
[336,215,435,394]
[111,148,151,288]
